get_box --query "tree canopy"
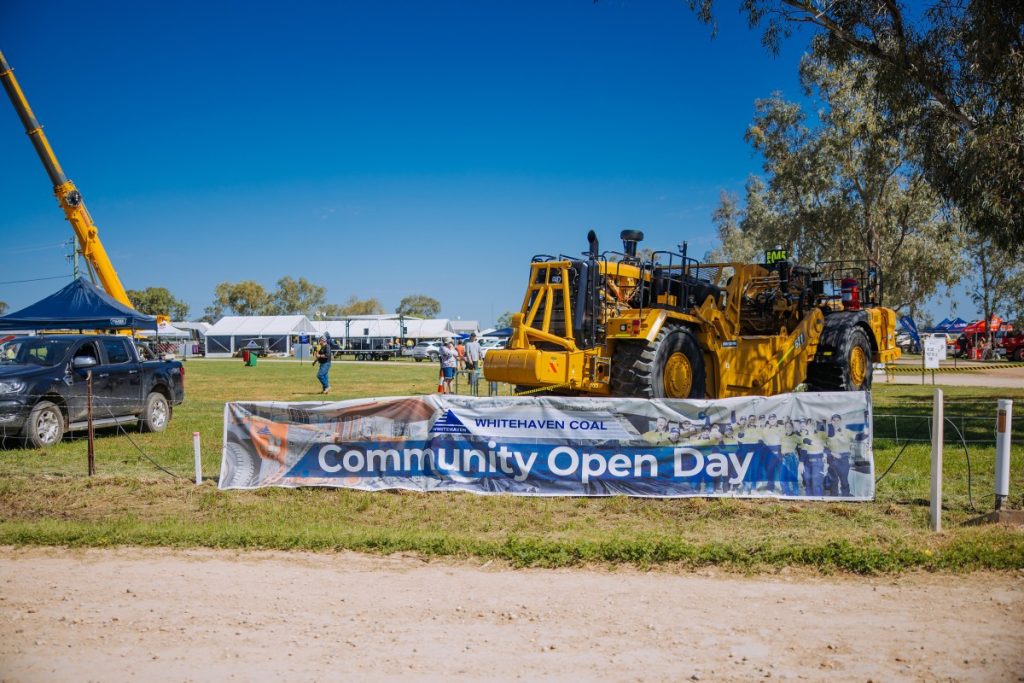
[207,280,271,318]
[126,287,190,320]
[495,311,516,329]
[318,297,385,317]
[269,276,325,316]
[697,0,1024,254]
[396,295,441,318]
[713,51,961,316]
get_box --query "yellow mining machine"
[484,230,901,398]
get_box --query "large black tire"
[414,357,424,363]
[221,441,260,488]
[807,326,873,391]
[1015,347,1024,362]
[611,326,705,399]
[22,400,64,449]
[141,392,170,433]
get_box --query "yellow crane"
[0,50,133,308]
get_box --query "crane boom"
[0,50,132,307]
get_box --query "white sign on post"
[923,336,946,370]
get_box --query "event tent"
[139,321,191,338]
[0,277,156,331]
[312,318,454,342]
[962,316,1005,335]
[934,317,969,333]
[204,315,316,356]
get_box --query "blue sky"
[0,1,967,326]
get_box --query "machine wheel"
[611,326,705,399]
[429,353,439,362]
[414,357,423,363]
[221,441,259,488]
[141,392,170,432]
[22,401,64,448]
[1015,348,1024,362]
[808,326,873,391]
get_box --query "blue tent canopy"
[946,317,968,332]
[0,277,156,331]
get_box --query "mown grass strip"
[1,361,1022,574]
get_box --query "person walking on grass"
[315,334,332,394]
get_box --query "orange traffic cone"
[437,369,444,393]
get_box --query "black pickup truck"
[0,335,185,448]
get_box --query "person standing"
[455,338,466,370]
[464,333,482,393]
[825,414,853,497]
[315,334,332,394]
[439,338,458,394]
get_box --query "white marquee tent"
[204,315,316,357]
[312,317,455,343]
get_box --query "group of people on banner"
[642,411,866,497]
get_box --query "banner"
[219,393,873,500]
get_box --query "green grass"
[1,358,1022,574]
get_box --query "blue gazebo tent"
[0,277,156,331]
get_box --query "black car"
[0,335,185,448]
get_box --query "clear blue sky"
[0,0,966,326]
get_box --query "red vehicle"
[1002,331,1024,362]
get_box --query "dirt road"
[1,547,1021,682]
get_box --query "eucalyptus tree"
[693,0,1024,254]
[714,52,963,318]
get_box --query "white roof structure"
[450,320,481,335]
[312,318,454,339]
[206,315,316,336]
[173,321,211,336]
[140,321,191,338]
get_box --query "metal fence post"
[930,388,944,532]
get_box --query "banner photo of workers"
[219,392,874,500]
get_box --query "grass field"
[1,358,1022,573]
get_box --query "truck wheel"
[221,441,259,488]
[809,326,873,391]
[414,357,423,363]
[612,326,705,399]
[1016,348,1024,362]
[141,392,170,432]
[22,401,64,448]
[429,353,438,362]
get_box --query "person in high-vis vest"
[826,414,853,497]
[798,422,827,497]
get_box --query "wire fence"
[873,413,1023,446]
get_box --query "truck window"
[73,341,100,364]
[102,338,132,364]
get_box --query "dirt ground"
[1,548,1022,682]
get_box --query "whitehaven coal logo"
[431,410,471,434]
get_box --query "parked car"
[408,340,441,362]
[895,332,919,354]
[480,338,507,357]
[0,335,185,448]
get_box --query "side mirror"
[72,356,98,370]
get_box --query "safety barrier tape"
[884,362,1024,375]
[513,382,575,396]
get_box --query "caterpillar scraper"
[484,230,900,398]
